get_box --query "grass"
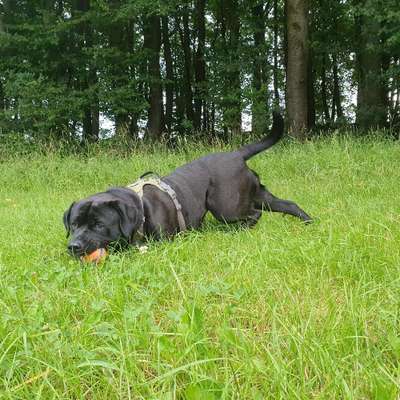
[0,136,400,399]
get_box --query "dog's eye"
[95,222,105,229]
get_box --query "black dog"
[64,112,312,257]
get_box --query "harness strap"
[126,174,187,236]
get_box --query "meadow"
[0,136,399,399]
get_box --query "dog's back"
[162,113,284,227]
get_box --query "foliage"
[0,0,399,142]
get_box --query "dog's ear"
[63,202,75,238]
[110,200,144,241]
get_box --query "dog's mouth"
[68,241,109,259]
[68,247,94,259]
[68,239,131,259]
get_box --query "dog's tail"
[238,111,284,161]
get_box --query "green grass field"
[1,137,400,399]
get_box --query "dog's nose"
[68,241,83,255]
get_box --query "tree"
[251,2,268,136]
[0,3,4,114]
[1,0,399,144]
[355,0,387,129]
[74,0,99,142]
[193,0,207,131]
[143,13,164,140]
[273,0,281,106]
[286,0,309,138]
[106,0,135,137]
[212,0,242,136]
[177,6,195,128]
[162,15,174,134]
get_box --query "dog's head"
[63,188,143,258]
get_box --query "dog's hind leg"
[238,208,262,228]
[209,206,262,228]
[255,188,312,223]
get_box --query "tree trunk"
[211,102,216,137]
[87,21,99,141]
[307,55,315,129]
[321,54,330,124]
[356,11,386,129]
[307,16,315,129]
[162,16,174,134]
[283,0,288,107]
[175,87,185,134]
[127,19,139,137]
[286,0,309,139]
[0,5,3,34]
[381,51,390,123]
[0,80,4,112]
[332,54,343,121]
[273,0,280,105]
[389,57,399,124]
[144,14,164,140]
[224,0,241,136]
[108,0,130,136]
[177,11,195,126]
[90,68,99,139]
[75,0,98,142]
[193,0,206,132]
[0,5,4,112]
[251,3,267,135]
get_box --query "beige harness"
[126,174,186,237]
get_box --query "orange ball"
[81,248,108,264]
